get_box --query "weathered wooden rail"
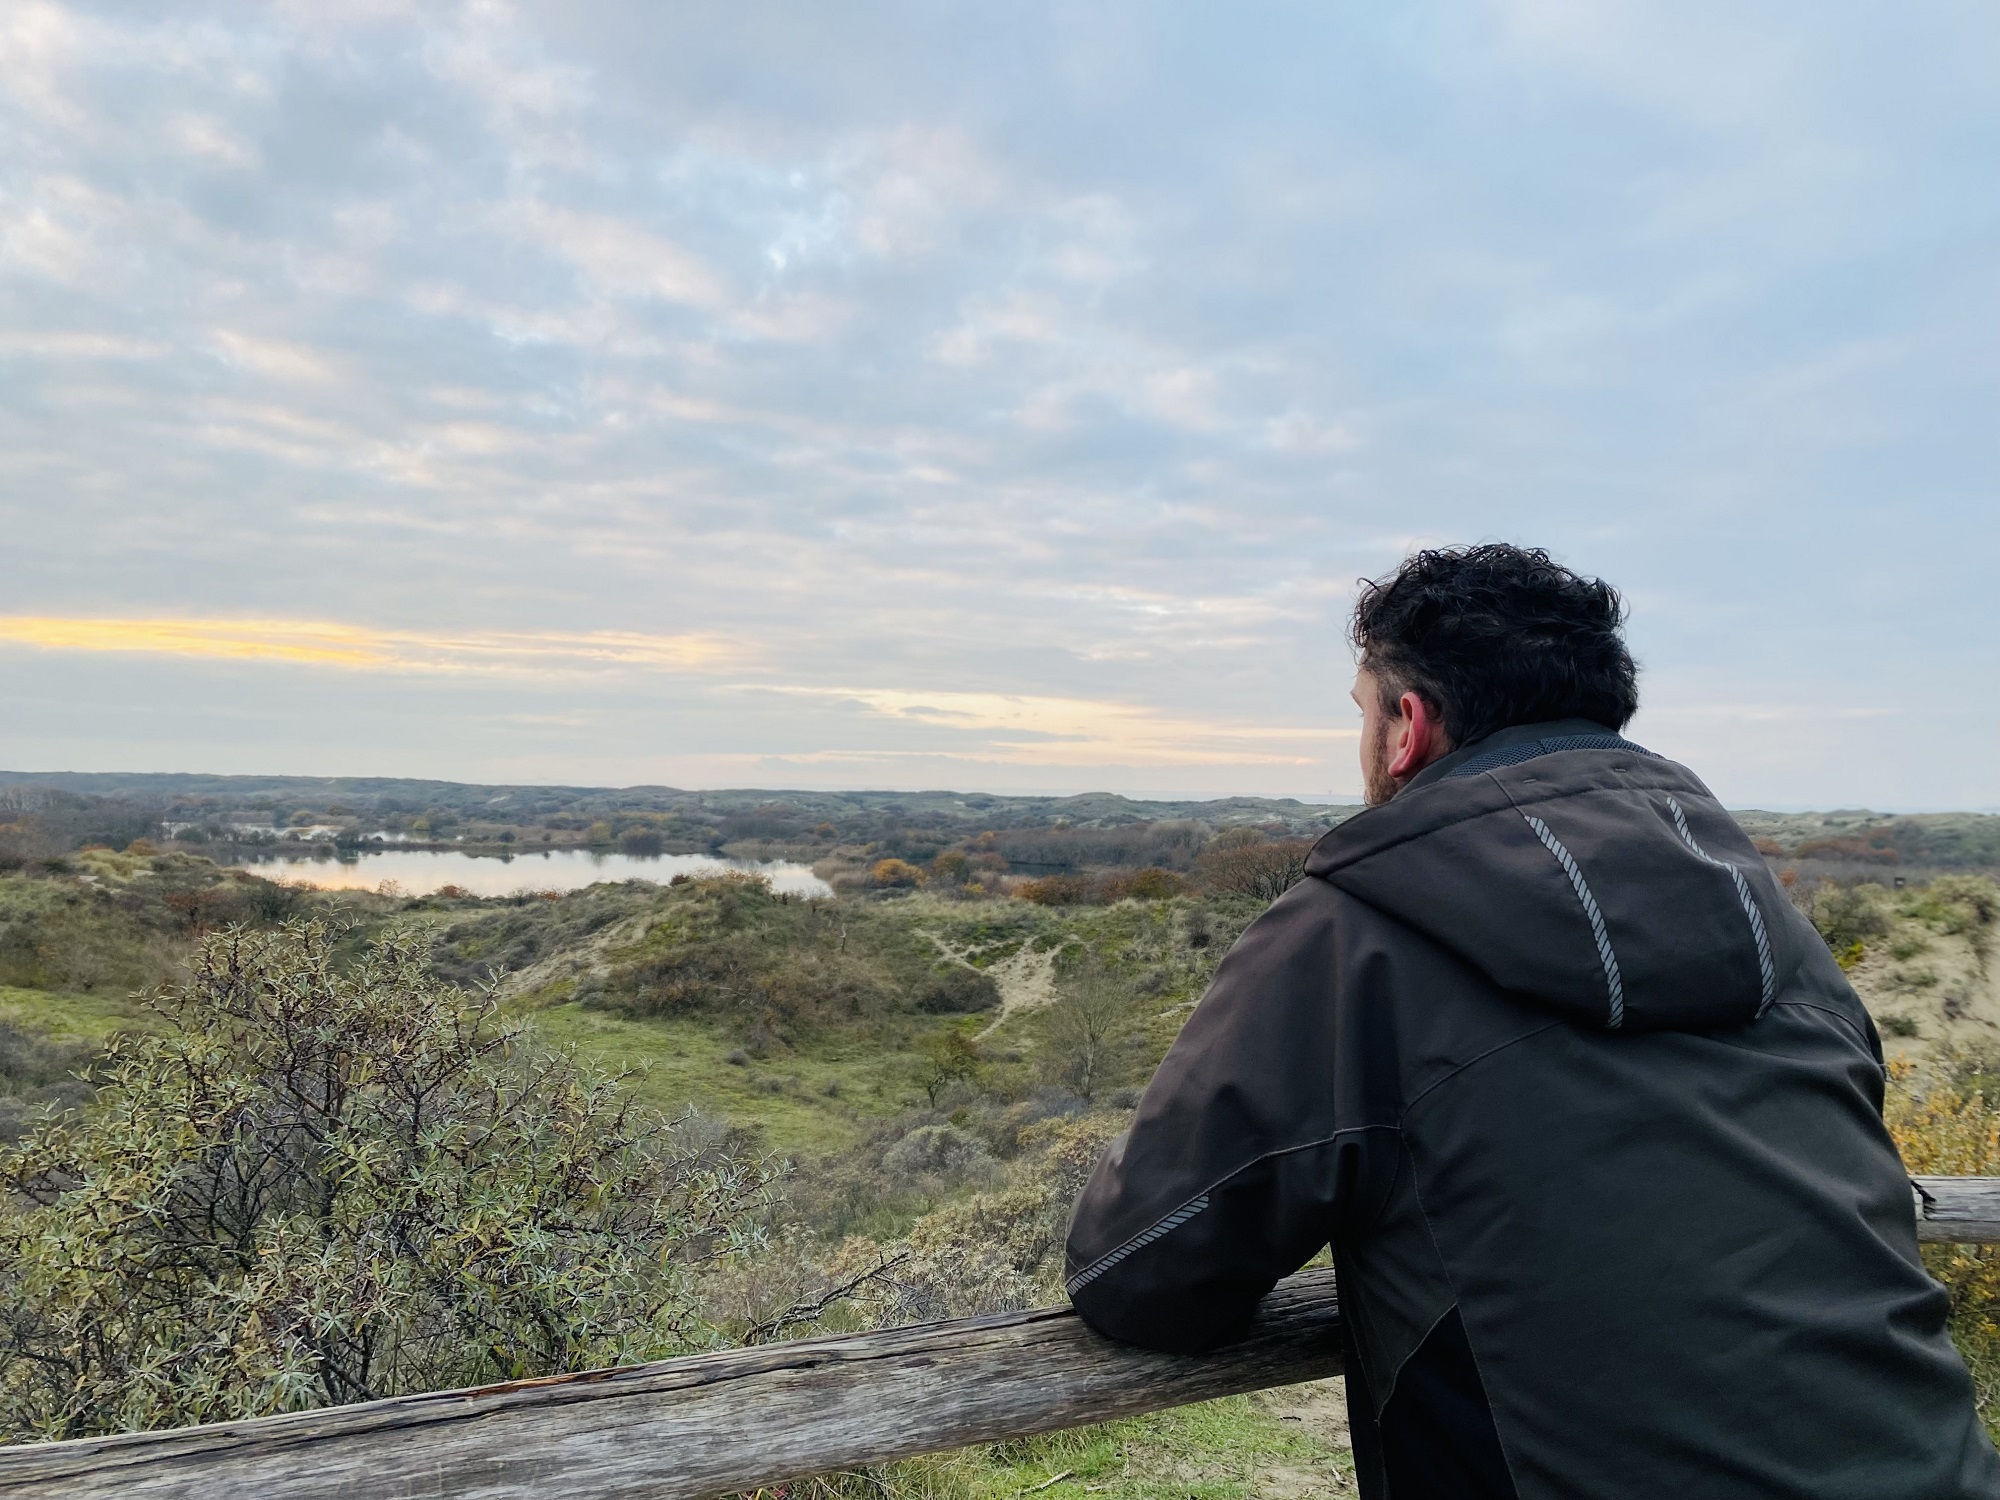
[4,1176,1996,1500]
[1914,1174,2000,1242]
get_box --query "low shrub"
[1801,882,1892,954]
[916,967,1001,1014]
[1111,867,1189,901]
[828,1115,1126,1326]
[1016,874,1098,906]
[872,859,925,889]
[1013,870,1191,906]
[880,1123,999,1185]
[0,923,778,1441]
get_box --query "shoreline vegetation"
[2,778,1998,1494]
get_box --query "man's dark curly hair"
[1350,544,1639,747]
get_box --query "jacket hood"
[1305,721,1808,1033]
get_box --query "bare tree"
[1195,828,1314,902]
[915,1027,983,1107]
[1045,964,1128,1101]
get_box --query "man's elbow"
[1066,1265,1262,1355]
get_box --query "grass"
[776,1388,1354,1499]
[492,887,1273,1155]
[521,1003,926,1154]
[0,984,151,1047]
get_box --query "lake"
[218,847,834,900]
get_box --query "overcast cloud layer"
[1,1,1995,808]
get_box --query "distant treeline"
[0,788,162,866]
[0,772,1355,870]
[4,773,1999,877]
[1737,810,2000,873]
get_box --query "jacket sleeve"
[1063,876,1391,1353]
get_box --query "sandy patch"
[491,910,655,1005]
[1844,909,1998,1065]
[1253,1375,1352,1451]
[919,930,1075,1037]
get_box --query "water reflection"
[217,847,833,899]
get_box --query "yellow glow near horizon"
[0,618,1354,770]
[0,617,741,673]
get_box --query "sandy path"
[919,931,1075,1037]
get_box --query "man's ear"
[1387,691,1446,780]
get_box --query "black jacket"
[1065,722,2000,1499]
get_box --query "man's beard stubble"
[1363,717,1399,807]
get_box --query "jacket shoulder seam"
[1399,1020,1570,1120]
[1770,998,1876,1052]
[1482,770,1718,819]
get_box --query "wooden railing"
[4,1176,1997,1500]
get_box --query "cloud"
[0,331,168,360]
[0,614,1355,777]
[0,2,1993,805]
[832,126,1014,260]
[0,2,90,130]
[209,331,338,383]
[513,203,729,310]
[776,686,1353,768]
[167,113,258,167]
[0,190,101,288]
[0,617,747,675]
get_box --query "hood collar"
[1307,725,1803,1034]
[1401,718,1651,796]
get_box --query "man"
[1064,544,1999,1498]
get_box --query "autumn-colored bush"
[1795,836,1900,864]
[1886,1056,2000,1429]
[1195,829,1313,902]
[1015,868,1187,906]
[871,858,925,889]
[1016,874,1098,906]
[1103,867,1188,902]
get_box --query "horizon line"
[3,768,1998,819]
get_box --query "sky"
[1,2,1996,810]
